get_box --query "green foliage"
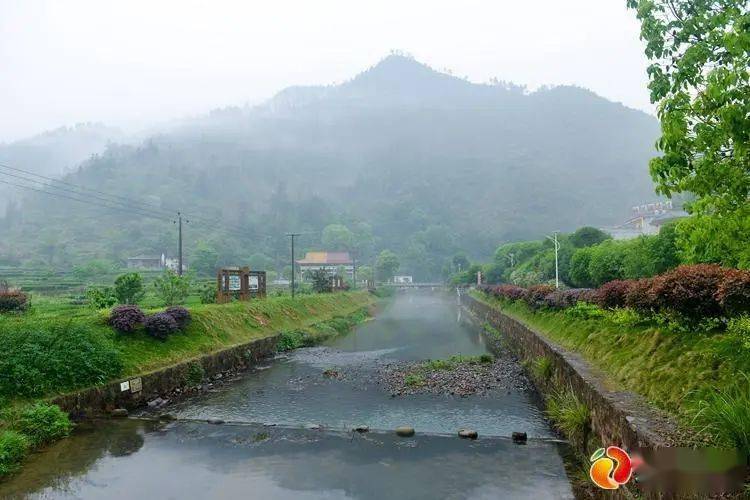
[587,240,629,286]
[277,330,308,351]
[310,269,332,293]
[546,387,590,446]
[191,240,218,276]
[85,285,117,309]
[675,210,750,268]
[727,316,750,349]
[321,224,355,250]
[199,283,217,304]
[0,430,29,477]
[568,247,594,287]
[72,259,116,279]
[153,270,191,306]
[569,226,611,248]
[607,307,647,328]
[114,272,145,304]
[531,356,553,381]
[0,322,123,398]
[568,228,680,287]
[404,373,425,387]
[375,249,400,281]
[627,0,749,217]
[185,362,205,385]
[693,374,750,456]
[14,403,72,447]
[564,302,605,321]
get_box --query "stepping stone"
[512,431,527,444]
[111,408,128,418]
[395,426,415,437]
[458,429,478,439]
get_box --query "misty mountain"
[0,123,123,213]
[1,55,659,279]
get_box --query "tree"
[322,224,354,250]
[114,272,145,304]
[627,0,750,215]
[357,265,373,282]
[375,250,400,282]
[310,269,331,293]
[153,270,191,306]
[451,253,471,273]
[247,252,274,271]
[191,241,218,276]
[569,227,611,248]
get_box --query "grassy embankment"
[0,290,376,477]
[470,290,750,451]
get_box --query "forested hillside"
[1,55,659,279]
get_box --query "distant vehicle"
[393,275,413,284]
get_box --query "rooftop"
[296,251,353,265]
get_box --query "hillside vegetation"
[0,55,659,280]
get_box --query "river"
[0,292,574,499]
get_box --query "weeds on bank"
[692,375,750,457]
[546,387,590,448]
[0,402,73,478]
[531,356,553,382]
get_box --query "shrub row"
[109,305,191,339]
[479,283,591,310]
[0,290,29,313]
[480,264,750,321]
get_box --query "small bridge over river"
[377,282,444,288]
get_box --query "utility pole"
[545,231,560,289]
[286,233,301,298]
[174,211,189,276]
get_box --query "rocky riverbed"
[378,354,532,397]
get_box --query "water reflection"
[1,421,573,499]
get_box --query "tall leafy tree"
[627,0,749,214]
[375,250,400,282]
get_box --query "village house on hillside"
[296,251,354,280]
[600,201,688,240]
[126,253,187,272]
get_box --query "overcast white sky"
[0,0,652,143]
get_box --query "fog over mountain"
[1,55,659,279]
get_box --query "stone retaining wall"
[461,293,677,450]
[52,335,279,416]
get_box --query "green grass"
[0,430,29,477]
[0,291,375,395]
[471,290,750,449]
[546,387,590,447]
[693,375,750,456]
[531,356,553,382]
[404,373,425,386]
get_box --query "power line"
[0,162,268,237]
[0,170,170,220]
[0,178,171,222]
[0,163,174,216]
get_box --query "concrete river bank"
[1,292,574,499]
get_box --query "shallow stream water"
[0,291,574,499]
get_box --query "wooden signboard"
[216,267,267,303]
